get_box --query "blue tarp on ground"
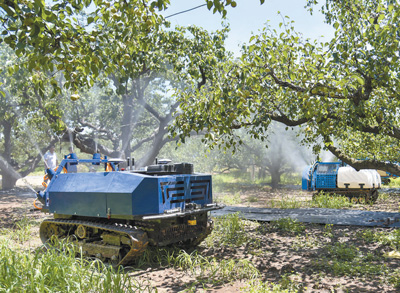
[211,206,400,227]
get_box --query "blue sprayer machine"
[36,154,223,266]
[302,161,381,203]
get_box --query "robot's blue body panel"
[314,162,340,189]
[44,169,212,218]
[302,162,341,191]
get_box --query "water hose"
[106,163,113,172]
[54,166,68,173]
[33,198,42,210]
[42,167,67,188]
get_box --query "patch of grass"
[388,269,400,288]
[278,273,304,292]
[377,192,391,202]
[356,228,400,250]
[0,215,36,244]
[142,246,262,285]
[313,242,387,277]
[174,250,210,275]
[355,229,380,243]
[326,242,359,261]
[246,277,302,293]
[207,213,250,247]
[323,224,334,238]
[315,258,388,277]
[214,258,259,283]
[370,192,392,205]
[374,230,400,248]
[270,218,306,235]
[137,246,180,268]
[247,196,258,203]
[309,192,353,209]
[279,173,302,186]
[218,192,242,205]
[268,196,302,209]
[140,248,260,286]
[292,233,321,250]
[388,177,400,188]
[12,216,34,243]
[212,171,250,193]
[0,236,152,292]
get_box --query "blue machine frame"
[38,157,215,219]
[302,161,342,191]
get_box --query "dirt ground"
[2,177,400,292]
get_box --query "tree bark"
[0,121,20,189]
[270,170,281,190]
[1,171,18,190]
[135,122,169,167]
[120,94,134,158]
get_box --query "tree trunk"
[270,170,281,190]
[120,95,134,158]
[136,123,168,167]
[1,171,18,190]
[0,121,19,190]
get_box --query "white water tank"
[337,166,381,189]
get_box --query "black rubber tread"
[40,218,148,266]
[177,219,213,249]
[369,189,379,203]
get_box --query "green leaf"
[353,75,365,85]
[333,22,339,29]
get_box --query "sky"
[160,0,334,56]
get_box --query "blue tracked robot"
[36,155,223,265]
[302,161,381,203]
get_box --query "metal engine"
[302,161,381,203]
[36,155,223,266]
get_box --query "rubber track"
[40,219,148,266]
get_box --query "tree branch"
[270,113,311,126]
[130,132,157,152]
[78,118,116,142]
[197,66,206,90]
[324,136,400,175]
[266,66,360,100]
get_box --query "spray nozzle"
[46,168,56,180]
[36,191,46,204]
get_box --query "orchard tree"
[242,124,307,189]
[0,45,64,189]
[0,0,237,95]
[1,0,233,169]
[64,25,229,167]
[0,0,165,93]
[172,0,400,175]
[1,0,231,180]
